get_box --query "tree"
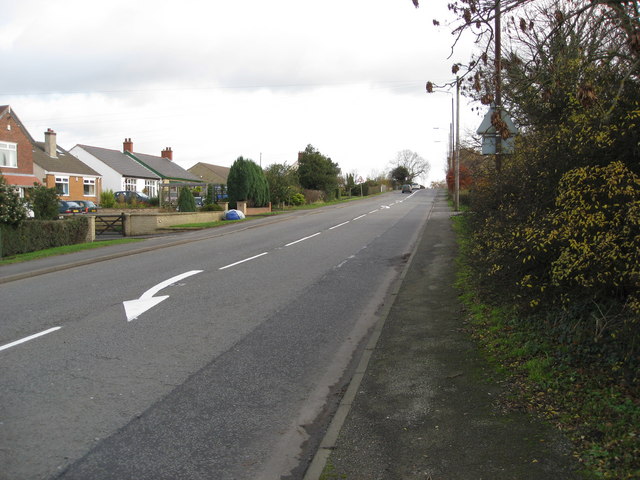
[227,156,270,208]
[389,150,430,182]
[177,186,196,212]
[390,166,411,186]
[297,144,341,195]
[264,163,298,206]
[0,175,27,225]
[30,183,59,220]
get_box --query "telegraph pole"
[455,76,460,211]
[495,0,502,172]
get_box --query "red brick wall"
[0,111,35,177]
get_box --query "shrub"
[290,193,306,206]
[177,186,196,212]
[101,190,116,208]
[30,184,59,220]
[201,203,223,211]
[0,175,27,225]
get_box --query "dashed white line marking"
[0,327,62,352]
[353,214,366,220]
[285,232,321,247]
[329,221,350,230]
[219,252,269,270]
[369,209,379,214]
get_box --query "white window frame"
[0,141,17,168]
[83,178,96,196]
[144,180,157,198]
[124,178,137,191]
[55,176,69,196]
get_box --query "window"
[83,178,96,196]
[144,180,157,197]
[0,141,17,168]
[124,178,136,191]
[55,176,69,196]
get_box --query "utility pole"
[495,0,502,172]
[455,76,460,211]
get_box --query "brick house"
[33,129,102,202]
[0,105,42,197]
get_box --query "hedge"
[0,216,89,257]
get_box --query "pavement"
[303,196,582,480]
[2,196,583,479]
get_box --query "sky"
[0,0,479,185]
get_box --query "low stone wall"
[122,211,224,236]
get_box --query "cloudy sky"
[1,0,478,185]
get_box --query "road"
[0,189,437,480]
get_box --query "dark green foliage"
[0,216,89,257]
[177,186,196,212]
[297,144,340,194]
[201,203,223,211]
[100,189,116,208]
[390,166,410,186]
[227,156,270,208]
[0,175,27,225]
[264,163,298,205]
[30,184,59,220]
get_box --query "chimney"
[123,138,133,153]
[44,128,57,157]
[161,147,173,161]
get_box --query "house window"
[0,141,17,168]
[124,178,136,191]
[144,180,157,197]
[83,178,96,196]
[55,176,69,196]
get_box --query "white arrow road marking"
[123,270,203,322]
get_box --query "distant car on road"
[401,184,412,193]
[114,191,151,205]
[75,200,99,213]
[411,183,420,191]
[58,200,84,215]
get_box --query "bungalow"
[71,139,203,202]
[33,129,102,202]
[188,162,230,185]
[0,105,42,197]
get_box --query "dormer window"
[0,141,17,168]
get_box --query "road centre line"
[0,326,61,353]
[285,232,321,247]
[219,252,269,270]
[369,209,379,214]
[352,214,367,220]
[329,221,350,230]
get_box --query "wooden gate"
[94,214,124,236]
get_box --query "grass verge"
[0,238,142,266]
[452,213,640,480]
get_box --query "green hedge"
[0,216,89,257]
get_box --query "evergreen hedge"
[0,217,89,257]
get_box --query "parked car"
[194,196,204,207]
[401,184,412,193]
[58,200,84,215]
[75,200,99,213]
[411,183,420,191]
[114,191,151,205]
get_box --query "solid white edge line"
[219,252,268,270]
[285,232,321,247]
[329,221,350,230]
[0,326,62,352]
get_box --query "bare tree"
[389,150,430,182]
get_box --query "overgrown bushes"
[0,216,89,257]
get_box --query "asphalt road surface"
[0,189,436,480]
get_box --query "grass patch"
[0,238,142,265]
[453,213,640,479]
